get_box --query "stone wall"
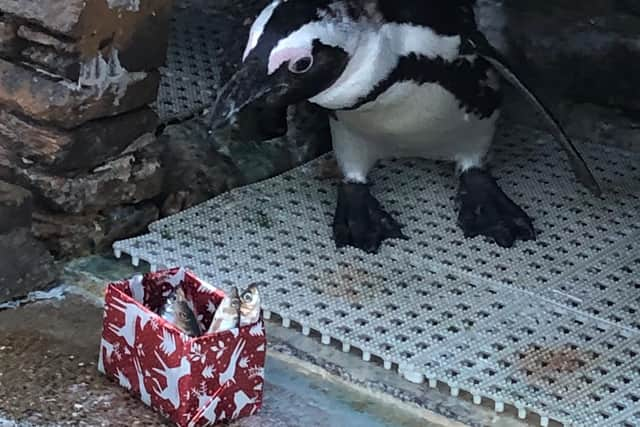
[0,181,58,302]
[0,0,173,300]
[479,0,640,151]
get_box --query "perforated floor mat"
[114,124,640,426]
[152,1,262,122]
[151,6,223,121]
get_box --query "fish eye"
[288,55,313,74]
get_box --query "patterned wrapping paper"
[98,268,267,426]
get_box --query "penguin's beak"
[207,60,290,140]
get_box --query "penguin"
[209,0,601,254]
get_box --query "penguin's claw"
[456,168,536,248]
[332,182,406,254]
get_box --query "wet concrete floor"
[0,293,438,427]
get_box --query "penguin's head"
[209,0,359,137]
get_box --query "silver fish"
[239,283,261,326]
[159,287,201,337]
[207,287,241,333]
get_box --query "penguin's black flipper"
[462,31,602,197]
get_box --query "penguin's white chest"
[335,81,499,162]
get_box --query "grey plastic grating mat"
[114,124,640,426]
[152,2,240,122]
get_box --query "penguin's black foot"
[332,182,406,253]
[456,168,536,248]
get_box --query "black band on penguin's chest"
[342,54,502,118]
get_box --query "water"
[255,356,433,427]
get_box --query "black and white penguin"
[210,0,601,254]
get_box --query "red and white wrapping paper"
[98,268,267,426]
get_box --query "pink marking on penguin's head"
[267,47,312,75]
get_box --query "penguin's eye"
[288,56,313,74]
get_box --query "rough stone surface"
[0,295,172,425]
[0,0,172,71]
[225,102,332,184]
[0,20,20,56]
[0,58,160,128]
[115,2,173,73]
[0,108,158,172]
[0,180,32,233]
[498,89,640,153]
[159,122,244,217]
[0,0,172,263]
[0,145,17,182]
[14,26,169,81]
[473,0,640,151]
[0,227,58,303]
[16,25,77,52]
[0,0,85,35]
[562,104,640,152]
[502,1,640,111]
[16,141,164,214]
[19,44,81,80]
[157,101,331,217]
[33,202,159,258]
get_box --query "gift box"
[98,267,267,426]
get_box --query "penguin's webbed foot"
[456,168,536,248]
[332,182,406,253]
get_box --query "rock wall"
[0,0,173,299]
[479,0,640,151]
[0,181,58,302]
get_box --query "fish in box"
[98,267,266,426]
